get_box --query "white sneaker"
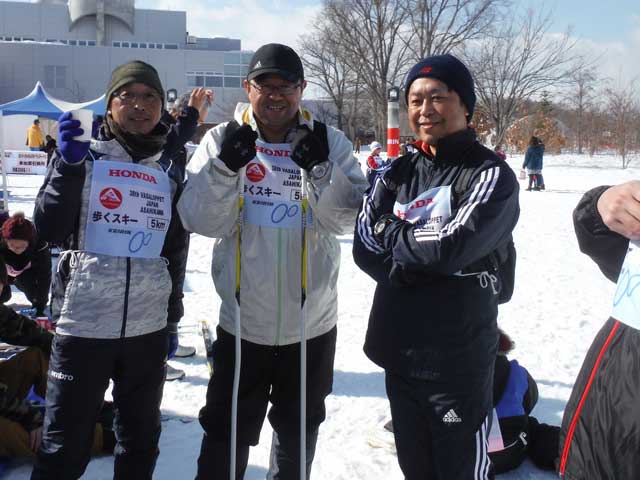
[174,344,196,358]
[166,363,185,381]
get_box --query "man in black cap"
[353,54,520,479]
[178,43,367,479]
[31,60,189,479]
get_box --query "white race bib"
[612,241,640,330]
[85,160,172,258]
[393,185,452,233]
[243,140,308,230]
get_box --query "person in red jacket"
[366,141,384,184]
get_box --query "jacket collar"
[415,128,477,164]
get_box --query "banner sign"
[1,150,47,175]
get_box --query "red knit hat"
[1,212,35,242]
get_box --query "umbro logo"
[442,409,462,423]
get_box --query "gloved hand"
[290,126,328,171]
[58,111,90,164]
[218,124,258,172]
[167,322,179,359]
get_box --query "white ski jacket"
[178,103,367,345]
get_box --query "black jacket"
[0,236,52,309]
[353,129,520,379]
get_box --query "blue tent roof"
[0,82,106,120]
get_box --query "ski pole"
[300,169,308,480]
[230,168,245,480]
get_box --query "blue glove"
[167,322,179,359]
[58,111,90,164]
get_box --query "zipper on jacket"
[275,229,283,345]
[120,258,131,338]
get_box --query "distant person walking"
[522,136,545,191]
[26,120,44,152]
[354,136,362,153]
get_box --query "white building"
[0,0,253,123]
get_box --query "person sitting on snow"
[490,329,559,474]
[0,212,51,318]
[0,258,114,461]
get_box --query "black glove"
[290,126,328,171]
[218,124,258,173]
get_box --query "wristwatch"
[373,216,395,241]
[309,161,329,180]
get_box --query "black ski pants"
[385,368,495,480]
[31,328,167,480]
[196,326,336,480]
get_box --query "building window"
[44,65,66,89]
[131,42,138,48]
[156,43,163,49]
[205,76,223,87]
[224,76,241,88]
[139,43,147,49]
[113,41,120,47]
[88,40,96,46]
[224,64,242,76]
[121,42,130,48]
[148,43,155,49]
[165,44,178,50]
[78,40,86,46]
[68,40,77,46]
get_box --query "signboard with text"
[1,150,47,175]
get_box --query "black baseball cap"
[246,43,304,83]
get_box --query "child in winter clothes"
[366,141,384,184]
[490,330,559,474]
[0,213,51,316]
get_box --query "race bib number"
[243,140,309,229]
[85,160,172,258]
[612,241,640,330]
[393,185,452,232]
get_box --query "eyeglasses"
[249,81,301,96]
[113,91,162,106]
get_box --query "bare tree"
[403,0,506,60]
[300,21,355,132]
[466,7,578,149]
[606,76,638,168]
[324,0,411,141]
[566,67,599,154]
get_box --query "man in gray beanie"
[31,60,189,479]
[353,54,520,479]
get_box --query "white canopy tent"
[0,82,106,211]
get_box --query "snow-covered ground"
[5,152,638,479]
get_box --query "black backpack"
[453,166,517,304]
